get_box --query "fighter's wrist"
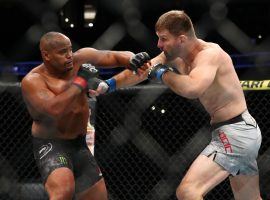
[73,76,87,90]
[105,78,116,92]
[148,63,169,82]
[156,67,168,82]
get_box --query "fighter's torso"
[199,70,246,124]
[30,65,89,139]
[176,42,247,123]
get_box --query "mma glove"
[129,52,151,73]
[73,63,99,90]
[88,77,116,93]
[87,78,117,98]
[148,63,180,83]
[148,63,171,82]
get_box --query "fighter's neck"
[182,39,203,66]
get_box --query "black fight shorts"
[32,135,102,193]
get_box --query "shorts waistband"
[211,114,244,130]
[32,134,86,145]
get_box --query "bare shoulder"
[73,47,99,65]
[74,47,113,68]
[21,66,46,90]
[22,66,42,82]
[73,47,97,57]
[208,42,232,64]
[197,41,228,63]
[207,42,229,57]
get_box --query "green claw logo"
[58,156,68,165]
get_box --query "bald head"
[39,32,70,52]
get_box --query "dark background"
[1,1,270,199]
[0,0,270,80]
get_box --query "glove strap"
[73,76,87,90]
[105,78,116,92]
[156,67,168,82]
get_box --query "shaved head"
[39,32,73,71]
[39,32,70,52]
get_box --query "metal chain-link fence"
[0,83,270,200]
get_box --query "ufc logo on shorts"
[219,131,233,153]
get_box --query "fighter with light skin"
[94,10,262,200]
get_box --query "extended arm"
[87,51,152,94]
[74,48,134,68]
[108,52,166,89]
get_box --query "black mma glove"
[129,52,151,73]
[88,78,116,93]
[87,78,110,97]
[73,63,99,90]
[87,77,118,98]
[87,78,104,90]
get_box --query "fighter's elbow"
[115,51,134,66]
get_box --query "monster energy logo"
[58,156,68,165]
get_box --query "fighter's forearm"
[113,69,147,89]
[94,51,134,69]
[162,72,201,99]
[42,85,82,118]
[112,51,134,67]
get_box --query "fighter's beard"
[164,52,176,62]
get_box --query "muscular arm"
[21,73,82,119]
[162,49,219,99]
[151,52,167,65]
[74,47,134,68]
[108,52,166,88]
[111,68,147,88]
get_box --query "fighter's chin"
[66,66,73,71]
[164,52,175,61]
[65,64,74,71]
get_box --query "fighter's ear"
[41,50,50,61]
[178,34,188,43]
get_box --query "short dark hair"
[155,10,195,37]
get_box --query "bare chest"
[46,77,72,94]
[46,77,88,113]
